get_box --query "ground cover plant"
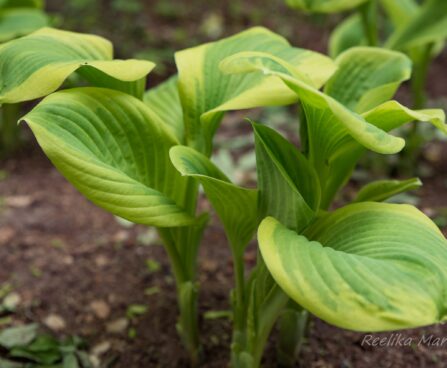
[1,21,447,368]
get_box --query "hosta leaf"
[380,0,418,30]
[324,47,411,113]
[354,178,422,203]
[259,202,447,331]
[253,122,318,231]
[0,8,48,42]
[285,0,369,13]
[175,27,335,154]
[386,0,447,50]
[221,48,445,208]
[363,100,447,134]
[170,145,257,254]
[328,15,366,58]
[381,0,444,64]
[323,101,445,208]
[221,49,407,156]
[144,75,184,143]
[0,27,154,103]
[23,87,195,227]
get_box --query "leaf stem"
[232,251,246,331]
[359,0,379,47]
[250,284,289,367]
[158,227,201,366]
[411,43,434,110]
[0,103,22,158]
[402,43,434,174]
[276,306,309,367]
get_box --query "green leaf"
[23,87,196,227]
[170,145,257,254]
[175,27,335,154]
[0,324,38,348]
[0,0,43,8]
[143,75,183,143]
[221,48,446,208]
[0,27,155,103]
[328,15,366,58]
[380,0,419,31]
[324,47,412,113]
[354,178,422,203]
[63,354,80,368]
[386,0,447,50]
[259,202,447,331]
[252,123,318,231]
[221,48,408,157]
[362,100,447,133]
[0,8,48,42]
[221,49,407,209]
[325,101,445,207]
[285,0,369,13]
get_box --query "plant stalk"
[276,306,309,367]
[0,103,22,158]
[410,44,434,110]
[230,251,248,367]
[249,284,289,367]
[359,0,379,47]
[401,43,434,174]
[158,228,201,366]
[231,259,289,368]
[232,252,246,331]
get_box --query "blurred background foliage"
[46,0,336,81]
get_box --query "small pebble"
[90,300,111,319]
[44,314,66,331]
[106,318,129,334]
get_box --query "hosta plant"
[0,26,335,364]
[171,47,447,366]
[2,24,447,367]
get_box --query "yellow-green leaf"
[0,8,48,42]
[175,27,335,154]
[0,27,154,103]
[354,178,422,203]
[259,202,447,331]
[23,88,195,227]
[144,75,184,143]
[170,145,257,254]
